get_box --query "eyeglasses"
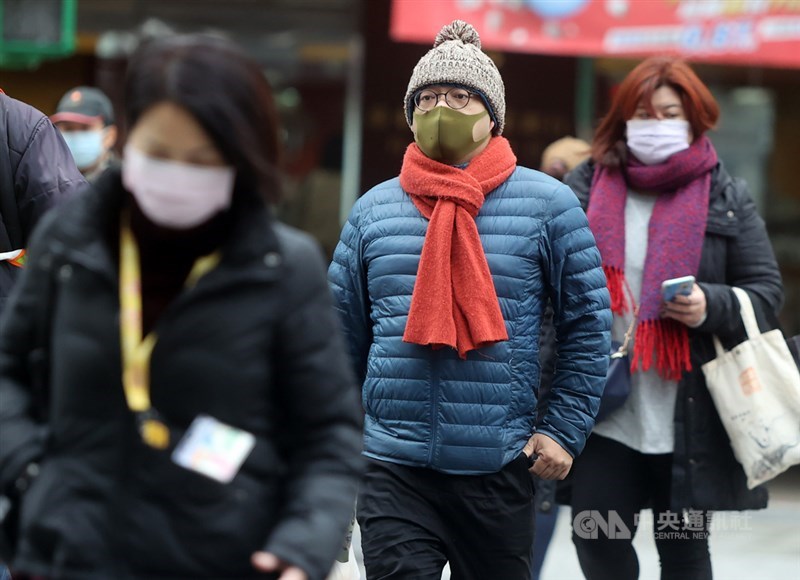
[413,88,475,112]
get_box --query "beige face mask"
[413,107,491,164]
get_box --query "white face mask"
[625,119,690,165]
[122,145,236,229]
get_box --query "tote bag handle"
[711,288,761,358]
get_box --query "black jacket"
[0,93,85,314]
[564,159,784,512]
[0,169,364,579]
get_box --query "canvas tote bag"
[701,287,800,489]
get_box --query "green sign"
[0,0,77,69]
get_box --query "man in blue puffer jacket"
[329,20,611,580]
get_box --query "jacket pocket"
[125,468,281,577]
[17,457,104,569]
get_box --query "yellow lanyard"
[119,215,220,449]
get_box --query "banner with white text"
[391,0,800,69]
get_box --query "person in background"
[0,35,362,580]
[329,20,611,580]
[51,86,118,182]
[564,56,783,580]
[531,135,592,580]
[540,136,592,182]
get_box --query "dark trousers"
[357,455,535,580]
[571,435,712,580]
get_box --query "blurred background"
[1,0,798,336]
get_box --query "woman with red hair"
[564,56,783,580]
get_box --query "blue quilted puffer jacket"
[329,166,611,475]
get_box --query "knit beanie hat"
[404,20,506,135]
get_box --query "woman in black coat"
[563,56,783,580]
[0,35,363,580]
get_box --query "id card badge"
[171,415,256,483]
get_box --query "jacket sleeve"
[0,209,60,492]
[536,183,612,458]
[263,235,364,580]
[14,114,86,244]
[697,179,784,339]
[563,159,594,212]
[327,202,372,385]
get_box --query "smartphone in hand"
[661,275,695,302]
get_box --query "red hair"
[592,57,719,167]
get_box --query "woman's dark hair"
[592,56,720,168]
[125,34,283,203]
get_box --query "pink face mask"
[122,145,236,229]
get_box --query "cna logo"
[573,509,722,540]
[573,510,632,539]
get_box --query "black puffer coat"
[564,160,784,512]
[0,169,364,579]
[0,93,85,314]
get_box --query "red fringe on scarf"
[604,265,692,381]
[604,265,630,314]
[632,319,692,381]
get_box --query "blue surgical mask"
[61,130,105,170]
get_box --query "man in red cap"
[51,86,118,182]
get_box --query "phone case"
[661,276,695,302]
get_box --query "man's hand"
[523,432,573,480]
[662,283,707,328]
[251,552,308,580]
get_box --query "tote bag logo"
[739,367,762,396]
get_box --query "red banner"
[391,0,800,69]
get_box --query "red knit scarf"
[587,136,718,380]
[399,137,517,358]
